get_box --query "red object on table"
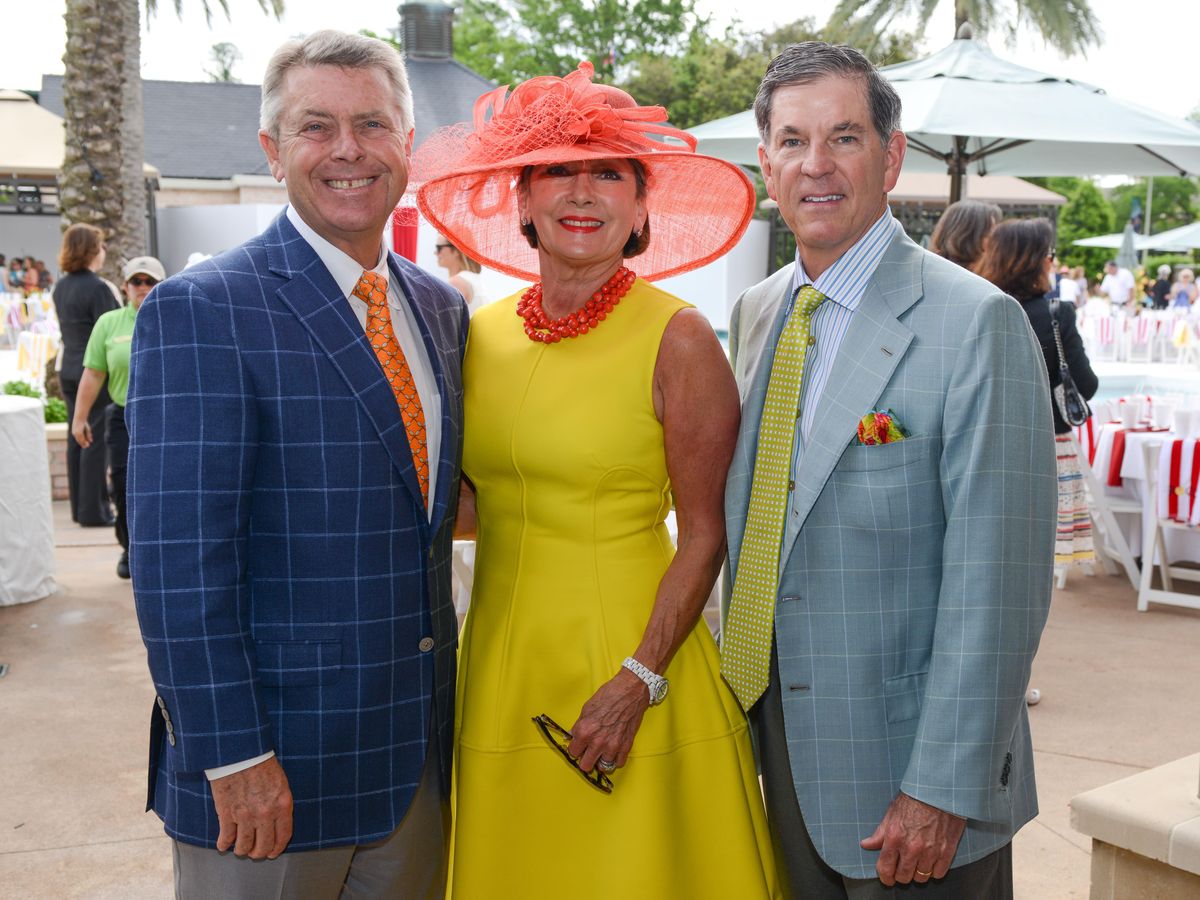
[391,206,418,262]
[1107,430,1126,487]
[1168,440,1183,520]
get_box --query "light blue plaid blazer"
[724,231,1057,879]
[127,211,468,851]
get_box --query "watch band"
[622,656,668,705]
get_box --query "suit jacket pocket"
[837,434,936,472]
[884,670,927,724]
[256,640,342,687]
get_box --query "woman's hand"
[568,668,650,773]
[72,418,93,449]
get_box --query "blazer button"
[418,637,435,652]
[167,733,176,747]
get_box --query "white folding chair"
[1124,316,1154,363]
[1137,441,1200,612]
[1073,435,1141,591]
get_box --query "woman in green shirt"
[73,256,164,579]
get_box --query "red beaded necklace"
[516,266,636,344]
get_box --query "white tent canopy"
[688,35,1200,197]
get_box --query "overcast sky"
[4,0,1197,120]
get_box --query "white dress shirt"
[206,206,443,782]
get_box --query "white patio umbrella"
[688,30,1200,203]
[1115,225,1139,271]
[1074,220,1200,252]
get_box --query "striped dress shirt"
[783,210,900,547]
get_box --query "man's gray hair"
[754,41,902,147]
[260,30,414,139]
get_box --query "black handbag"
[1048,300,1092,427]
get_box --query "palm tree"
[827,0,1102,59]
[60,0,282,284]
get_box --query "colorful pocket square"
[856,409,907,445]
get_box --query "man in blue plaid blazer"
[127,32,466,898]
[723,44,1056,898]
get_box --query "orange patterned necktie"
[354,270,429,506]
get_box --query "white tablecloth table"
[0,395,56,605]
[1090,422,1200,563]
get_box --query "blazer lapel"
[387,256,457,536]
[781,234,924,561]
[265,217,427,512]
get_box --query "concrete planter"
[45,422,68,501]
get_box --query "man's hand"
[210,756,293,859]
[860,792,965,885]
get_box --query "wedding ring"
[597,758,616,773]
[916,870,932,878]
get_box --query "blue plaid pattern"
[724,231,1057,879]
[126,211,468,851]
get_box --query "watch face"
[650,679,668,705]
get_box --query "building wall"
[155,203,285,276]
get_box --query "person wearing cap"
[416,62,778,898]
[126,31,466,899]
[72,256,165,578]
[722,43,1055,897]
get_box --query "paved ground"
[2,505,1198,898]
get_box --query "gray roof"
[39,58,493,181]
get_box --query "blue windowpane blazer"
[126,212,467,850]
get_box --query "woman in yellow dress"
[416,63,780,899]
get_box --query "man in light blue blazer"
[127,31,466,898]
[723,43,1056,898]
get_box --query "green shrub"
[3,379,69,423]
[2,380,40,398]
[44,397,68,424]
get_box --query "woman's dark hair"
[518,159,652,258]
[929,200,1002,271]
[975,218,1056,299]
[57,223,105,273]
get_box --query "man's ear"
[757,142,778,203]
[259,130,284,182]
[882,130,906,194]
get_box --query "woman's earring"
[520,215,531,227]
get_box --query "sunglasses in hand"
[531,713,614,794]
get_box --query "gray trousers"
[753,648,1013,900]
[173,726,448,900]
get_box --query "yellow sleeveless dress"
[450,279,779,899]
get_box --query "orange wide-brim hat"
[412,62,755,283]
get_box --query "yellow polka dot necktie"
[722,284,827,710]
[354,270,429,507]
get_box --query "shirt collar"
[286,205,388,298]
[791,209,900,312]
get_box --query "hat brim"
[415,148,756,283]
